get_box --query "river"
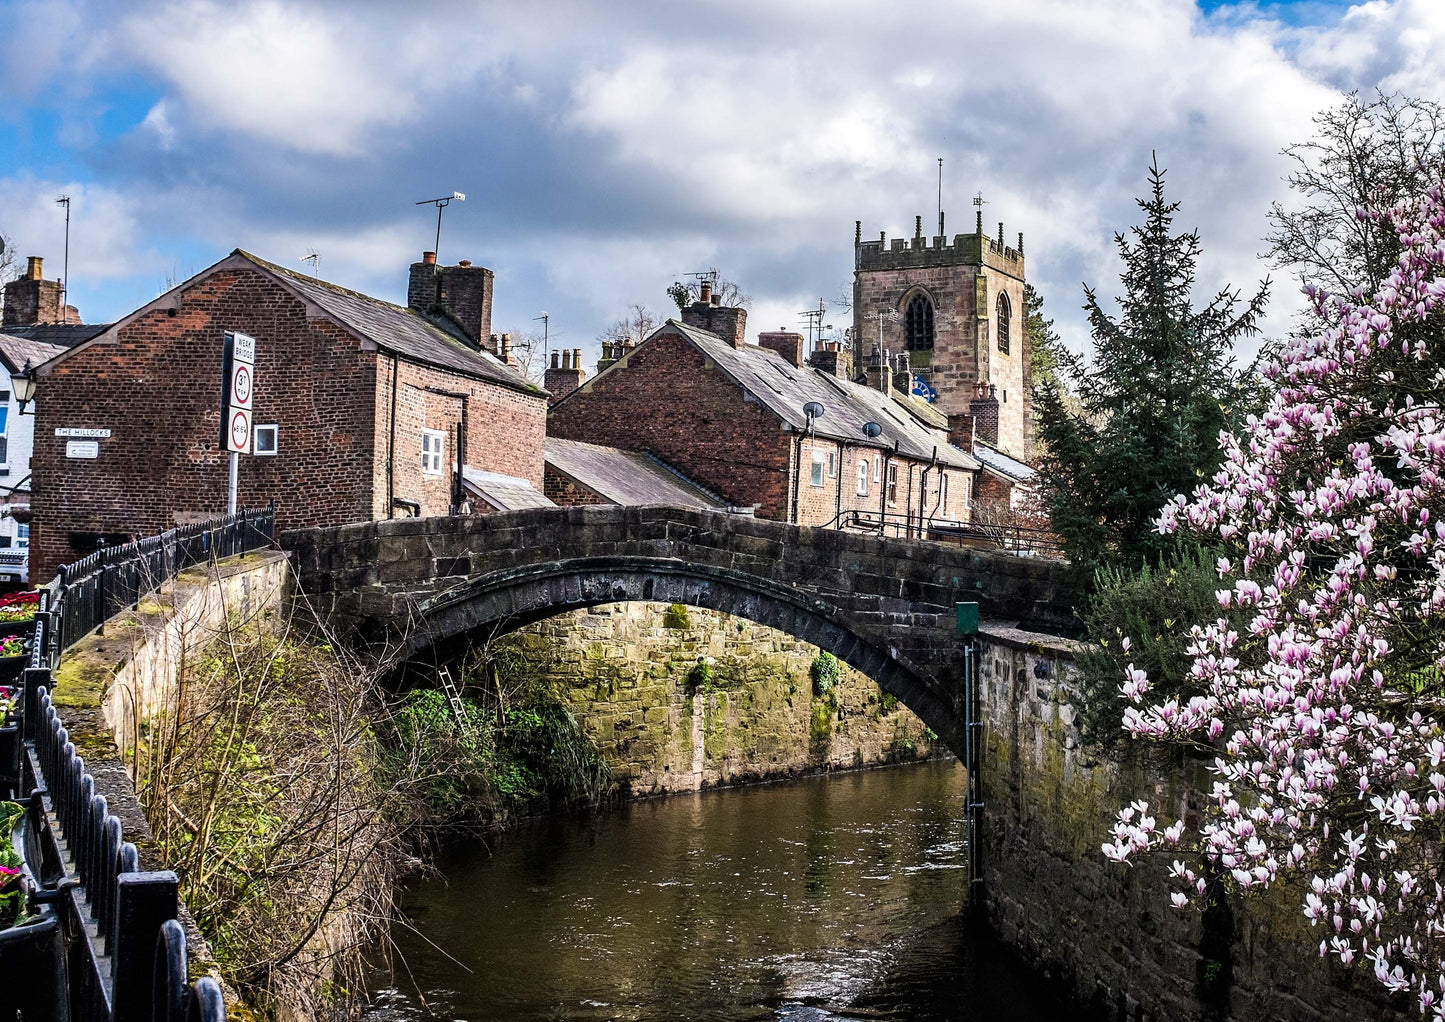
[364,760,1076,1021]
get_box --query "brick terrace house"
[29,249,547,577]
[548,291,979,530]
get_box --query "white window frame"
[809,450,827,488]
[887,463,899,505]
[855,460,869,496]
[827,451,837,477]
[873,454,882,482]
[16,523,28,549]
[254,423,279,456]
[422,429,447,475]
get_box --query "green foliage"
[1035,155,1268,574]
[667,281,691,311]
[663,603,691,629]
[686,657,715,692]
[0,802,24,928]
[809,700,834,753]
[1075,546,1238,749]
[1024,282,1069,401]
[810,652,841,697]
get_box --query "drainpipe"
[387,352,399,518]
[834,439,845,523]
[917,446,939,535]
[789,428,803,525]
[905,461,918,538]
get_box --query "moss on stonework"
[51,646,120,708]
[663,603,691,629]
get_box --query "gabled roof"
[545,437,729,509]
[34,250,542,397]
[0,333,68,376]
[461,468,554,512]
[0,324,110,348]
[973,440,1037,484]
[891,389,949,431]
[655,320,978,470]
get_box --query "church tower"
[852,209,1030,457]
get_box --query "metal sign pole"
[228,451,238,516]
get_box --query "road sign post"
[221,332,256,516]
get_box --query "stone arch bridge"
[281,506,1077,755]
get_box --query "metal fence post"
[111,870,180,1022]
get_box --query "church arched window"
[904,294,934,352]
[996,292,1011,355]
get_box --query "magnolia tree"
[1103,183,1445,1016]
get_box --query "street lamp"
[13,361,37,415]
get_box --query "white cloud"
[0,177,151,282]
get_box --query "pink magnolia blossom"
[1106,184,1445,1017]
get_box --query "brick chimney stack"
[680,285,747,349]
[865,346,893,397]
[407,251,494,349]
[892,351,912,394]
[757,329,804,368]
[968,379,1000,446]
[2,254,81,328]
[809,340,853,380]
[545,346,586,404]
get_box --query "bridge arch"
[402,555,966,753]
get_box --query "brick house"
[548,291,979,531]
[28,249,547,577]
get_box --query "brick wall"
[31,265,547,577]
[548,331,793,518]
[548,328,971,528]
[544,467,607,506]
[370,356,546,520]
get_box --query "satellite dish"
[861,421,882,438]
[803,401,825,421]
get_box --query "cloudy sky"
[1,0,1442,368]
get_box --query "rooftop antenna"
[300,249,320,276]
[415,191,465,268]
[973,191,988,235]
[56,195,71,306]
[798,300,825,348]
[937,157,944,237]
[533,311,550,365]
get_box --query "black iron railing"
[820,507,1065,558]
[3,508,276,1021]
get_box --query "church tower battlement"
[852,210,1031,457]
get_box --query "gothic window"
[996,292,1011,355]
[904,294,935,351]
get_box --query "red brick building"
[548,294,978,532]
[29,249,546,576]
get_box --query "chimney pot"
[710,292,721,307]
[562,349,571,369]
[458,259,472,267]
[551,351,560,369]
[25,257,42,280]
[699,280,713,304]
[573,347,582,367]
[422,251,436,265]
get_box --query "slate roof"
[891,389,950,431]
[973,441,1037,483]
[662,320,978,470]
[461,467,554,512]
[236,252,538,394]
[0,333,68,376]
[0,324,110,348]
[546,437,729,509]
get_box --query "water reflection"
[366,761,1072,1021]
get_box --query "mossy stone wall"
[506,601,938,795]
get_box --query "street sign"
[65,440,99,459]
[221,331,256,454]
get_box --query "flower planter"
[0,621,36,640]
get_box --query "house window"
[873,454,882,482]
[856,460,869,496]
[810,450,827,487]
[996,292,1011,355]
[421,429,447,475]
[16,524,28,549]
[905,294,935,351]
[827,451,837,477]
[887,463,899,505]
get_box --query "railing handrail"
[9,508,277,1022]
[816,506,1064,557]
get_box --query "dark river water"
[364,760,1075,1021]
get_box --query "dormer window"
[904,294,934,351]
[996,292,1011,355]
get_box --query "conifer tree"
[1036,154,1268,572]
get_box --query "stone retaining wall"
[978,625,1404,1022]
[504,600,939,795]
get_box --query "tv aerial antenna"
[300,249,320,276]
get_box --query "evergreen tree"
[1036,154,1268,572]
